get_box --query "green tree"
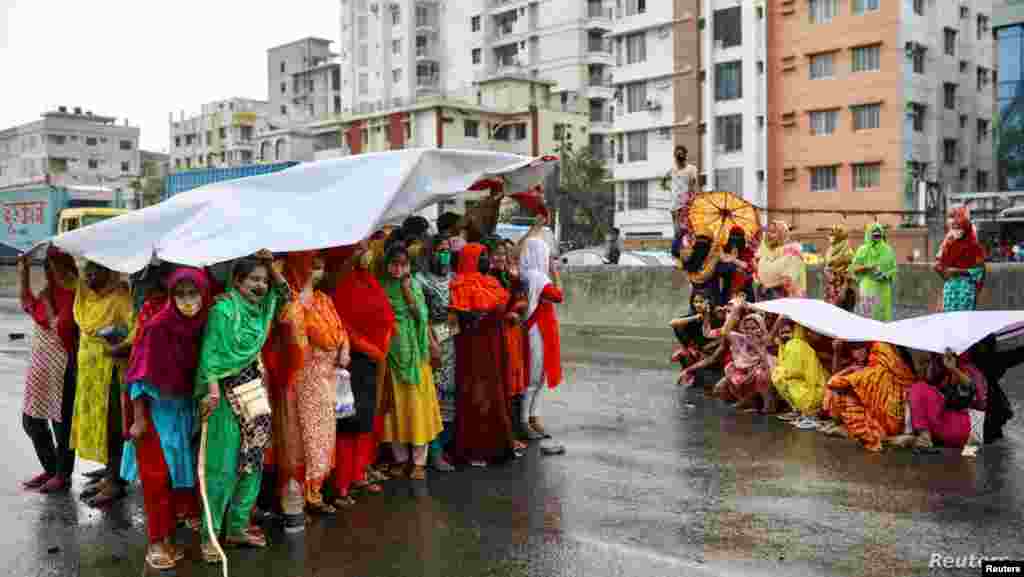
[549,143,614,248]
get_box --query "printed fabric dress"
[417,271,456,423]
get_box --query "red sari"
[452,244,514,463]
[503,273,528,398]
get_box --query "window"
[713,7,742,49]
[627,180,648,210]
[359,73,369,95]
[514,123,527,140]
[121,161,131,173]
[809,0,838,24]
[945,28,957,56]
[88,159,99,169]
[811,166,838,191]
[626,32,646,64]
[392,39,401,55]
[715,61,742,100]
[716,115,743,152]
[961,60,969,73]
[392,68,402,83]
[48,134,67,145]
[626,0,646,17]
[86,137,98,146]
[627,131,647,162]
[392,7,401,26]
[944,83,957,109]
[280,61,286,73]
[911,45,926,74]
[961,6,969,19]
[461,119,480,138]
[472,48,481,64]
[853,163,881,189]
[944,139,958,164]
[281,104,288,116]
[280,81,287,95]
[960,114,968,129]
[809,109,838,135]
[977,118,990,143]
[852,103,880,130]
[851,44,880,72]
[810,52,834,79]
[358,15,368,40]
[174,136,181,148]
[359,45,369,67]
[913,0,923,16]
[976,170,989,190]
[909,103,926,132]
[852,0,879,15]
[120,140,133,151]
[471,15,480,32]
[626,82,647,113]
[977,67,989,91]
[714,168,743,193]
[978,15,989,41]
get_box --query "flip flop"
[352,481,383,494]
[145,546,176,571]
[332,495,357,508]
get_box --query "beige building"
[767,0,995,255]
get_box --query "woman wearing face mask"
[487,240,530,446]
[379,245,443,480]
[328,240,395,502]
[755,221,805,300]
[120,268,210,570]
[851,223,897,322]
[195,251,288,563]
[416,236,459,472]
[451,242,516,466]
[934,206,986,312]
[264,251,348,522]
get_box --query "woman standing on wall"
[934,206,987,312]
[851,223,897,322]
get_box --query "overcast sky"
[0,0,339,152]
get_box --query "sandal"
[775,412,800,422]
[351,481,384,494]
[145,544,176,571]
[80,478,109,501]
[201,541,223,565]
[22,472,52,490]
[306,500,337,515]
[409,465,427,481]
[389,463,410,479]
[167,542,186,563]
[86,482,126,508]
[226,528,268,548]
[529,417,552,439]
[366,467,389,482]
[332,495,357,508]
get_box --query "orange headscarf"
[285,250,346,351]
[450,243,509,313]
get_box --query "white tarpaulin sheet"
[751,298,1024,355]
[44,149,555,273]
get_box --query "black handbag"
[941,378,976,412]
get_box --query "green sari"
[382,277,430,388]
[850,223,897,322]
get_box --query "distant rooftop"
[42,106,117,125]
[268,37,334,52]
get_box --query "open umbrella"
[686,190,761,245]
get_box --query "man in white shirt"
[663,145,699,254]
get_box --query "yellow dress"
[771,326,829,415]
[382,361,443,446]
[69,279,135,464]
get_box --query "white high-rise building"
[168,98,269,171]
[267,37,343,125]
[702,0,768,211]
[338,0,614,121]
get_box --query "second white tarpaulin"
[45,149,557,274]
[751,298,1024,355]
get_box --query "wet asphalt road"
[1,302,1023,577]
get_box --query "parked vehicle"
[164,161,300,199]
[0,180,129,258]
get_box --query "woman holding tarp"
[851,223,897,322]
[934,206,986,312]
[195,251,288,563]
[755,221,806,300]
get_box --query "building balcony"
[585,82,614,101]
[416,45,440,61]
[490,0,535,8]
[586,4,613,29]
[585,40,614,64]
[416,75,441,92]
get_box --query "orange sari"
[825,343,915,452]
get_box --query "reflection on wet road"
[1,311,1022,576]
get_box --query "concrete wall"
[555,263,1024,328]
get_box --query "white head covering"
[520,236,552,319]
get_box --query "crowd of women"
[16,210,566,570]
[671,207,1020,454]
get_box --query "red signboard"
[3,201,47,235]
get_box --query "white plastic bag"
[335,368,355,419]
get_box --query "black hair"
[231,258,268,285]
[725,230,746,253]
[402,215,431,239]
[683,236,712,273]
[675,145,688,156]
[384,243,409,266]
[437,212,462,235]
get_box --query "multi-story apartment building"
[609,0,702,244]
[0,107,141,188]
[268,37,343,124]
[338,0,614,122]
[702,0,768,210]
[767,0,995,246]
[995,0,1024,191]
[168,98,268,171]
